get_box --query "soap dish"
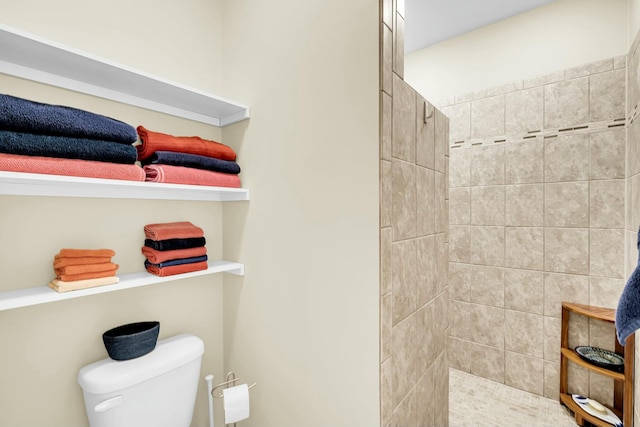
[575,346,624,373]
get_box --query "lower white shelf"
[0,260,244,311]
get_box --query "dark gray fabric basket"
[102,321,160,361]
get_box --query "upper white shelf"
[0,171,250,201]
[0,24,249,127]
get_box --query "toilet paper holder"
[211,371,256,398]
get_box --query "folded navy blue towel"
[144,255,208,269]
[0,130,138,164]
[144,237,206,251]
[142,151,241,174]
[616,228,640,344]
[0,93,137,144]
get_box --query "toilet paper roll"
[223,383,250,424]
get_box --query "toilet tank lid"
[78,333,204,395]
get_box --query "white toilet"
[77,333,205,427]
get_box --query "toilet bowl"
[78,333,204,427]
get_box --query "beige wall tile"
[590,128,625,180]
[543,316,561,362]
[416,96,435,169]
[392,12,404,78]
[589,372,614,407]
[544,77,589,128]
[544,182,589,227]
[449,225,470,263]
[505,310,543,357]
[504,269,544,315]
[392,314,416,407]
[505,184,544,226]
[381,24,392,97]
[441,103,470,143]
[505,227,544,270]
[381,293,392,361]
[435,172,447,233]
[470,342,505,383]
[505,87,543,135]
[392,389,416,427]
[392,75,415,162]
[391,159,416,240]
[590,68,626,121]
[590,180,625,229]
[417,235,436,306]
[449,262,471,302]
[471,95,505,138]
[381,91,392,160]
[544,134,589,182]
[381,0,393,28]
[450,300,471,341]
[505,139,544,184]
[416,167,435,236]
[381,358,393,425]
[471,304,505,348]
[631,174,640,231]
[524,70,564,89]
[544,272,589,317]
[449,148,470,188]
[589,319,616,352]
[417,301,436,372]
[470,265,504,307]
[381,227,392,295]
[434,291,449,354]
[505,351,544,395]
[544,228,589,275]
[487,80,523,97]
[433,353,449,426]
[470,185,505,226]
[628,120,640,178]
[434,109,447,173]
[471,144,505,186]
[566,58,613,79]
[470,226,505,267]
[448,337,471,372]
[435,234,448,295]
[449,187,470,225]
[543,361,560,399]
[567,363,590,397]
[590,228,624,279]
[380,160,392,228]
[416,366,435,427]
[589,276,624,309]
[392,239,417,324]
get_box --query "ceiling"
[404,0,558,53]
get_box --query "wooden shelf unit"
[560,302,634,427]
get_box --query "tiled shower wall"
[627,28,640,427]
[380,0,450,425]
[438,56,627,404]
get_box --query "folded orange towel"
[55,249,116,258]
[142,245,207,264]
[145,261,208,277]
[53,256,112,269]
[143,164,241,188]
[57,267,118,282]
[136,125,236,161]
[144,221,204,241]
[55,262,119,276]
[48,276,119,293]
[0,152,145,181]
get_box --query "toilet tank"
[78,333,204,427]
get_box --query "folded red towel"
[145,260,208,277]
[0,152,145,181]
[55,262,119,276]
[144,164,241,188]
[136,125,236,161]
[141,245,207,264]
[144,221,204,241]
[56,267,118,282]
[55,249,116,258]
[53,256,112,269]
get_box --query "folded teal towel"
[0,93,137,144]
[616,228,640,344]
[0,130,138,164]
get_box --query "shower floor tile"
[449,368,578,427]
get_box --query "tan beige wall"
[405,0,628,102]
[1,1,381,426]
[220,0,381,426]
[379,0,450,425]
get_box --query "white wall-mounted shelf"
[0,171,250,201]
[0,24,249,127]
[0,260,244,312]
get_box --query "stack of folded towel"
[0,93,145,181]
[142,221,208,277]
[49,248,119,292]
[136,126,241,188]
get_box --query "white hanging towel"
[223,383,250,424]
